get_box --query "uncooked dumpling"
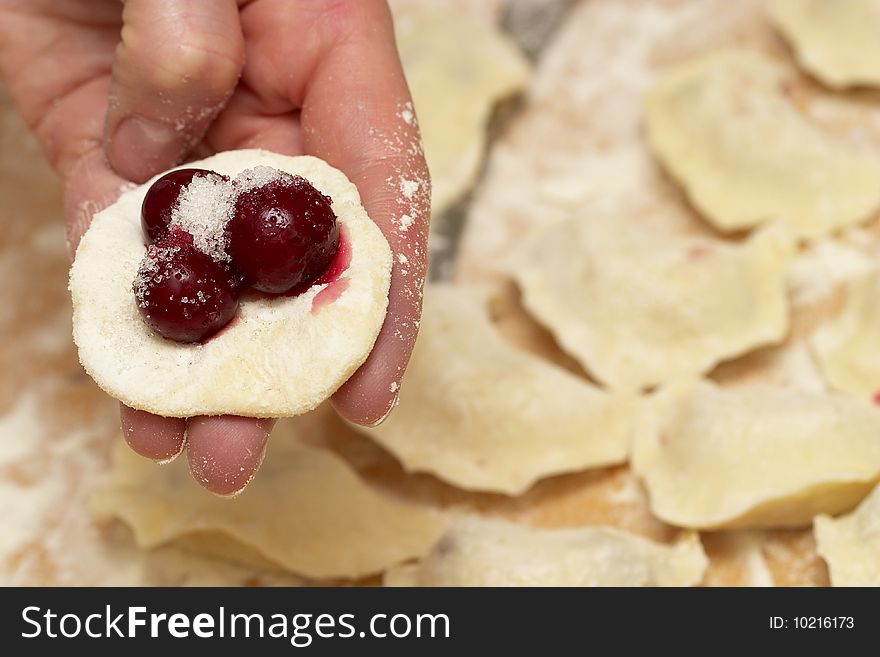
[69,150,392,418]
[645,49,880,239]
[358,284,632,495]
[394,6,531,217]
[511,216,792,390]
[91,421,445,580]
[814,483,880,586]
[771,0,880,89]
[633,379,880,529]
[811,270,880,399]
[384,517,707,587]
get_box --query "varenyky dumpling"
[633,379,880,529]
[771,0,880,89]
[91,422,445,580]
[358,284,632,494]
[394,6,530,218]
[511,216,792,391]
[645,49,880,239]
[384,517,707,587]
[811,270,880,400]
[814,483,880,586]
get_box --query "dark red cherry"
[227,173,339,294]
[133,227,240,343]
[141,168,223,243]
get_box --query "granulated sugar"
[234,165,288,194]
[170,174,234,262]
[132,243,179,308]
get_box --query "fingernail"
[110,115,183,183]
[156,428,188,465]
[365,391,401,428]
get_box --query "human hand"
[0,0,430,495]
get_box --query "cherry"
[141,168,222,243]
[227,172,339,293]
[133,227,240,343]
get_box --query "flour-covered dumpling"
[384,518,707,587]
[91,421,445,580]
[811,271,880,399]
[771,0,880,89]
[511,216,792,390]
[814,483,880,586]
[645,50,880,239]
[395,6,530,218]
[69,150,392,418]
[359,284,632,495]
[633,379,880,529]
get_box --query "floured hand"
[0,0,430,495]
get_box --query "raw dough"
[358,284,632,495]
[814,483,880,586]
[91,421,445,580]
[633,379,880,529]
[384,517,707,586]
[457,0,781,281]
[811,270,880,399]
[69,149,392,418]
[394,5,531,218]
[645,49,880,239]
[770,0,880,89]
[511,217,792,390]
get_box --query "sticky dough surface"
[645,49,880,239]
[511,217,792,391]
[69,150,392,417]
[811,270,880,399]
[814,483,880,586]
[633,379,880,530]
[384,517,707,587]
[91,421,445,580]
[771,0,880,89]
[358,284,632,494]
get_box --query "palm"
[0,0,429,495]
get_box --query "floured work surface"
[11,0,880,586]
[457,0,880,585]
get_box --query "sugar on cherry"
[134,227,241,343]
[227,172,339,294]
[141,168,225,243]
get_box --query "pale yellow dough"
[633,379,880,530]
[69,150,392,418]
[811,270,880,399]
[358,284,632,495]
[384,518,707,587]
[771,0,880,89]
[394,6,530,217]
[814,483,880,586]
[511,217,792,391]
[91,421,445,580]
[645,49,880,239]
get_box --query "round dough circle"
[69,149,392,417]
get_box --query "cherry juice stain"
[311,229,352,313]
[686,245,712,262]
[239,226,352,314]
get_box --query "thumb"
[104,0,244,182]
